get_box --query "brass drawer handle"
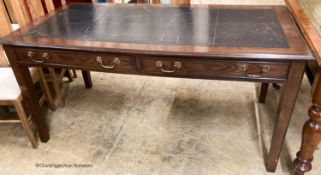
[241,64,260,77]
[42,52,49,60]
[156,61,182,73]
[96,56,120,69]
[240,64,271,78]
[247,74,261,78]
[29,51,49,63]
[27,51,34,58]
[261,65,271,73]
[241,64,248,72]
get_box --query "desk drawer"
[139,57,289,80]
[15,49,137,73]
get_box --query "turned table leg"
[266,62,306,172]
[82,70,92,89]
[294,70,321,175]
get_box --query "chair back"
[25,0,53,20]
[0,0,35,67]
[171,0,189,4]
[0,0,66,67]
[0,1,16,67]
[92,0,142,4]
[92,0,113,3]
[91,0,189,5]
[23,0,66,21]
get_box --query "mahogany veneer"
[0,4,313,173]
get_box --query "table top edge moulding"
[0,3,313,61]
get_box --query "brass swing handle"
[156,61,182,73]
[96,56,120,69]
[28,51,49,63]
[241,64,271,78]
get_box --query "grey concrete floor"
[0,71,320,175]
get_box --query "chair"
[22,0,75,107]
[0,69,37,148]
[0,0,58,148]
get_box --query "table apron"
[14,48,291,83]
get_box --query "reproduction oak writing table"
[0,4,313,172]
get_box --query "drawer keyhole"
[261,65,271,73]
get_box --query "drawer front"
[139,57,289,80]
[15,49,137,73]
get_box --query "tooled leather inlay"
[23,5,289,48]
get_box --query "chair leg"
[259,83,269,103]
[49,68,65,107]
[65,69,73,82]
[72,69,77,78]
[38,68,56,111]
[12,100,37,149]
[272,83,281,90]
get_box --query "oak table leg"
[4,46,49,142]
[266,62,306,172]
[294,69,321,175]
[81,70,92,89]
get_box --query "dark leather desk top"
[1,4,313,60]
[24,5,288,48]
